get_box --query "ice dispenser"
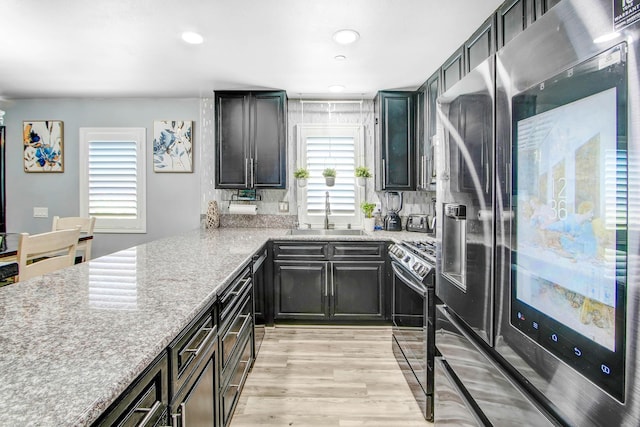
[442,203,467,291]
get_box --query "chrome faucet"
[324,191,331,229]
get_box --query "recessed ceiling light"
[182,31,204,44]
[329,85,345,93]
[333,29,360,45]
[593,32,621,43]
[334,55,347,61]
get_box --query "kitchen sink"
[288,228,366,236]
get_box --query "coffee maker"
[384,191,403,231]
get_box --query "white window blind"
[297,125,363,228]
[79,128,146,233]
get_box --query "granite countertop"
[0,227,425,425]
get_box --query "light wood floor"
[230,326,432,426]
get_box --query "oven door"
[391,261,428,393]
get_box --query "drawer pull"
[226,314,251,337]
[183,327,216,358]
[135,400,162,426]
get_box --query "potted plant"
[361,201,376,232]
[322,168,336,186]
[355,166,372,187]
[294,167,310,187]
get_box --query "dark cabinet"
[215,91,287,189]
[217,266,254,427]
[332,262,384,319]
[274,261,329,321]
[497,0,535,48]
[169,328,218,427]
[465,16,496,73]
[425,70,440,191]
[374,91,416,191]
[534,0,561,18]
[93,353,169,427]
[168,302,218,427]
[252,247,268,354]
[272,241,388,323]
[415,81,429,191]
[442,47,465,93]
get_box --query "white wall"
[3,98,203,258]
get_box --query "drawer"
[218,265,252,322]
[329,242,386,260]
[220,293,253,374]
[169,310,216,396]
[220,334,253,427]
[94,353,169,427]
[273,242,327,260]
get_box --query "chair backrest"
[17,228,81,282]
[51,216,96,262]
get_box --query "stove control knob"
[413,262,427,277]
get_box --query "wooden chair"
[52,216,96,262]
[16,228,81,282]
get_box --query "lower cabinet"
[218,264,255,427]
[332,261,385,319]
[168,302,219,427]
[274,261,329,321]
[93,353,169,427]
[169,338,218,426]
[273,241,388,323]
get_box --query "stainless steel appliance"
[384,191,403,231]
[435,0,640,425]
[389,240,436,420]
[406,214,433,233]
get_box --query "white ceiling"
[0,0,503,99]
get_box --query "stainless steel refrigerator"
[435,0,640,425]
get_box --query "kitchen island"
[0,227,415,425]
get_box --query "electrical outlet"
[33,207,49,218]
[374,202,382,213]
[279,201,289,213]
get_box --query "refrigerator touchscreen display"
[511,44,627,401]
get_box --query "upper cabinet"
[215,91,287,189]
[497,0,534,48]
[425,70,440,191]
[442,47,465,93]
[415,82,428,191]
[374,91,416,191]
[465,16,496,73]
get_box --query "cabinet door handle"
[184,326,216,358]
[250,157,255,188]
[245,158,249,188]
[325,268,328,297]
[330,271,334,296]
[420,155,425,189]
[382,159,386,189]
[137,400,162,426]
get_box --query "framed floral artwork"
[23,120,64,172]
[153,120,193,172]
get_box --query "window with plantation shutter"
[79,128,146,233]
[297,124,364,228]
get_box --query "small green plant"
[361,202,376,218]
[355,166,372,178]
[322,168,336,178]
[294,167,310,179]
